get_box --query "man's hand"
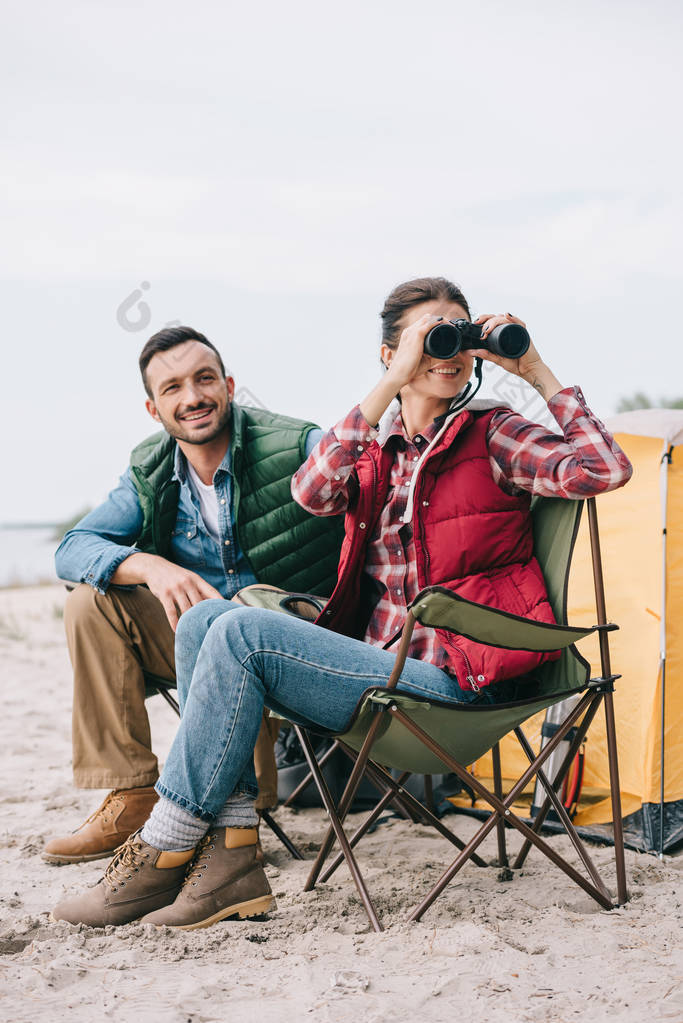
[145,560,223,631]
[111,553,223,631]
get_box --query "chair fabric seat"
[338,686,587,774]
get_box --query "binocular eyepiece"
[424,319,530,361]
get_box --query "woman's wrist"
[359,371,402,428]
[520,361,563,403]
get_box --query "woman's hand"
[471,312,563,403]
[384,312,443,389]
[359,313,445,428]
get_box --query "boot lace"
[82,789,122,828]
[103,835,150,893]
[182,833,216,888]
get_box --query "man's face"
[144,340,235,445]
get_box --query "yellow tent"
[452,410,683,854]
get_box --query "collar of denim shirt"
[172,442,233,487]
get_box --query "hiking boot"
[51,832,195,927]
[141,827,274,930]
[43,787,159,864]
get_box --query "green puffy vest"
[128,404,343,597]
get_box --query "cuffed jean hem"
[74,770,160,789]
[154,780,259,822]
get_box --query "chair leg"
[335,751,488,870]
[303,712,386,892]
[319,758,488,884]
[604,690,629,904]
[156,685,180,716]
[513,695,602,869]
[335,742,419,822]
[412,763,612,920]
[514,724,611,902]
[361,757,488,866]
[296,727,383,932]
[281,731,413,827]
[318,772,411,883]
[424,775,434,815]
[387,701,614,917]
[491,742,508,868]
[258,809,304,860]
[282,739,341,808]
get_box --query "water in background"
[0,528,58,587]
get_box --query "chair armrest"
[410,586,602,652]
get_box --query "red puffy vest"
[317,407,559,690]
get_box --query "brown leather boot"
[141,827,274,930]
[43,787,159,864]
[51,832,195,927]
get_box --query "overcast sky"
[3,0,682,523]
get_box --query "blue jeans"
[157,600,484,821]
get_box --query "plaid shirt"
[291,386,632,670]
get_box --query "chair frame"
[291,497,628,932]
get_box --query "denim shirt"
[55,430,323,599]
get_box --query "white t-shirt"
[186,461,221,544]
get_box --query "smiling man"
[47,326,342,864]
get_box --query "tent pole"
[660,656,665,859]
[658,446,671,859]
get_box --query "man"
[46,325,342,863]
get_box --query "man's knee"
[63,583,107,631]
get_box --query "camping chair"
[284,496,628,932]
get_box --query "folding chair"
[288,496,628,931]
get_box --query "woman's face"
[383,299,475,402]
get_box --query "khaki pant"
[64,584,279,809]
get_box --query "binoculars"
[424,319,530,360]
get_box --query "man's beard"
[158,401,232,445]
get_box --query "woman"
[53,277,632,929]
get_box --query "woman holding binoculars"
[53,276,632,930]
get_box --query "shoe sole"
[42,849,121,865]
[157,894,276,931]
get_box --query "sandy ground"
[0,585,681,1023]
